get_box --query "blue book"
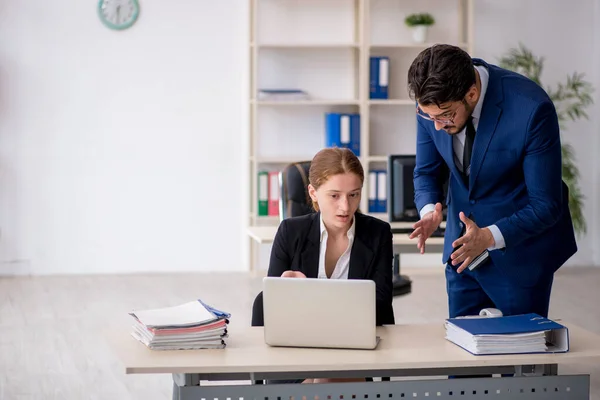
[445,313,569,355]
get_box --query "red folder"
[268,171,279,216]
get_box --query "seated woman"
[268,147,394,325]
[254,147,395,384]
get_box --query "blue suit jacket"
[414,59,577,287]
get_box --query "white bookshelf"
[247,0,474,270]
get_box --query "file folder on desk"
[445,313,569,355]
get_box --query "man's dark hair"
[407,44,476,107]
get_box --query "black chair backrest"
[251,291,264,327]
[279,161,314,220]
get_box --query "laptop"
[262,277,380,350]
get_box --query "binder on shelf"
[377,170,387,213]
[325,113,361,156]
[268,171,279,217]
[445,313,569,355]
[257,171,269,216]
[325,113,342,148]
[368,170,378,213]
[350,114,360,156]
[340,114,351,149]
[370,57,389,99]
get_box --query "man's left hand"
[451,212,495,273]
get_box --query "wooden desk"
[247,224,445,271]
[112,323,600,400]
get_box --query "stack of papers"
[257,89,310,101]
[129,300,231,350]
[444,313,569,355]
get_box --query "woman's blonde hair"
[308,147,364,212]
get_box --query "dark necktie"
[462,116,476,185]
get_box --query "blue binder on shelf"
[349,114,360,156]
[325,113,360,156]
[376,170,387,213]
[445,313,569,355]
[369,56,389,99]
[325,113,342,148]
[368,170,378,213]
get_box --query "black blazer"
[253,212,395,326]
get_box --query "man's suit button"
[470,199,476,205]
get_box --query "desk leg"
[514,364,558,377]
[172,373,200,400]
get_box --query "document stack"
[257,89,309,101]
[444,313,569,355]
[129,300,231,350]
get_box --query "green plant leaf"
[405,13,435,27]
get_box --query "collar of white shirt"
[319,213,356,242]
[471,64,490,126]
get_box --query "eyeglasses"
[416,107,457,125]
[416,99,467,125]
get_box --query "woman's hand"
[281,270,307,278]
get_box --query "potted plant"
[404,13,435,43]
[499,43,594,236]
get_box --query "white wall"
[0,0,249,274]
[595,0,600,267]
[474,0,600,267]
[0,1,598,275]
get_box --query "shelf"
[369,156,389,163]
[248,0,474,271]
[252,42,360,49]
[370,42,468,49]
[369,99,414,106]
[252,100,360,106]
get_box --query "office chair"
[278,161,314,221]
[392,253,412,296]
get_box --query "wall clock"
[98,0,140,30]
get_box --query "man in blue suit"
[407,44,577,318]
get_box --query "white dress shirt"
[419,65,506,250]
[317,214,355,279]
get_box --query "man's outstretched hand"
[451,212,495,273]
[409,202,443,254]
